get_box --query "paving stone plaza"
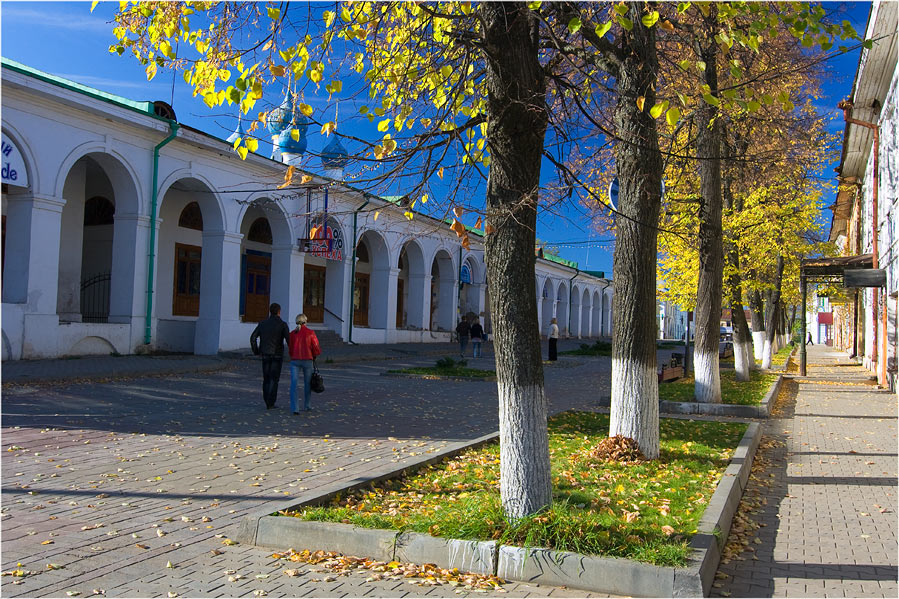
[2,342,897,597]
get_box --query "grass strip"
[658,369,778,405]
[287,411,747,566]
[561,340,612,356]
[755,344,794,367]
[387,366,496,378]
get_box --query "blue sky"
[1,1,872,277]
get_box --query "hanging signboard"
[1,133,29,188]
[300,221,344,261]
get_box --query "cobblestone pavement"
[712,344,899,598]
[1,350,613,598]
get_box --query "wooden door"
[354,272,370,327]
[244,253,271,322]
[173,243,201,316]
[396,278,404,328]
[304,264,326,323]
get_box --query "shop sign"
[301,222,344,261]
[1,133,29,188]
[460,264,471,284]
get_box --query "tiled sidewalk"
[713,344,898,598]
[1,354,613,598]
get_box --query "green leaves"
[702,93,720,107]
[649,100,669,119]
[641,11,660,28]
[595,21,613,39]
[617,16,634,31]
[665,107,680,127]
[567,17,582,34]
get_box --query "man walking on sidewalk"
[250,303,290,409]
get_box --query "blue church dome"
[226,118,245,147]
[266,91,294,135]
[277,122,308,155]
[321,135,349,169]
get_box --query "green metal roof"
[543,253,578,269]
[1,57,161,119]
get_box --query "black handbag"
[310,360,325,393]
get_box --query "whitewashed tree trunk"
[752,330,766,361]
[761,338,773,369]
[482,2,552,520]
[692,18,724,404]
[608,2,663,460]
[610,358,659,458]
[733,340,752,381]
[497,383,551,518]
[694,347,722,404]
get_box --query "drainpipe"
[348,197,370,344]
[839,100,884,384]
[144,121,180,345]
[568,268,579,338]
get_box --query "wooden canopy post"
[800,275,807,376]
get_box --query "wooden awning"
[800,254,874,278]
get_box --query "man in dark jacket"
[250,303,290,409]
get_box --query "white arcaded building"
[1,59,613,361]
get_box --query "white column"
[194,231,243,355]
[385,267,400,338]
[407,273,428,330]
[3,195,66,357]
[272,243,303,325]
[369,265,391,330]
[108,214,149,324]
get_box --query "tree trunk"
[693,18,724,404]
[481,2,552,520]
[723,147,752,381]
[761,255,785,369]
[609,2,662,459]
[750,290,766,361]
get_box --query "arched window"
[247,217,273,244]
[178,202,203,231]
[83,196,115,226]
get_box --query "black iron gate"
[80,272,111,323]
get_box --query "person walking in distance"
[250,303,290,409]
[289,314,321,414]
[806,331,813,345]
[456,317,471,358]
[548,317,559,361]
[470,319,484,358]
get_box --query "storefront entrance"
[304,264,326,323]
[243,253,271,323]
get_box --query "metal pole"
[852,290,859,359]
[800,276,807,376]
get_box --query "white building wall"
[1,63,613,360]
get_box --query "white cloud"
[54,72,167,91]
[1,6,111,32]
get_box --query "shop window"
[173,243,201,316]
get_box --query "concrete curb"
[595,373,784,419]
[240,423,762,598]
[380,372,497,383]
[235,432,499,546]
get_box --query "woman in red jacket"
[288,314,322,414]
